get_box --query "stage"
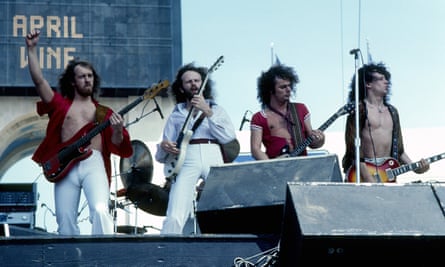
[3,155,445,266]
[0,227,279,266]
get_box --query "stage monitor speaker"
[279,182,445,266]
[197,154,342,234]
[430,183,445,214]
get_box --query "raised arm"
[25,29,54,103]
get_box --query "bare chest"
[62,102,97,142]
[365,108,392,130]
[266,110,293,145]
[267,110,289,131]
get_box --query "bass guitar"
[163,56,224,179]
[280,102,354,157]
[42,80,169,183]
[346,152,445,183]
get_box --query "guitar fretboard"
[389,153,445,177]
[287,103,353,157]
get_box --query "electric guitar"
[163,56,224,179]
[41,80,169,183]
[346,152,445,183]
[280,102,354,157]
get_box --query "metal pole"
[353,51,361,183]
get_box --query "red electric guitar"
[41,80,169,183]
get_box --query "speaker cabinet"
[279,182,445,266]
[197,154,342,234]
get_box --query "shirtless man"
[25,29,133,235]
[342,62,429,182]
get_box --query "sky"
[181,0,445,132]
[3,0,445,234]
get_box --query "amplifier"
[0,183,37,213]
[0,212,35,225]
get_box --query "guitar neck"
[389,153,445,177]
[85,94,145,146]
[60,94,146,159]
[288,112,341,157]
[175,56,224,146]
[176,70,210,145]
[118,94,145,117]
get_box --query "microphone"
[349,48,360,55]
[153,97,164,119]
[239,110,251,131]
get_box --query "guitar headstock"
[208,55,224,74]
[339,102,355,116]
[143,80,170,100]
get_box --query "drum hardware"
[108,199,131,213]
[110,188,127,198]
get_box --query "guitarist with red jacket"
[342,62,429,183]
[25,30,133,235]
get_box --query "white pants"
[363,157,392,165]
[54,150,113,235]
[161,143,223,235]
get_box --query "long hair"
[171,63,214,103]
[58,59,101,99]
[347,62,391,104]
[257,64,299,108]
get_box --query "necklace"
[365,100,384,113]
[377,105,384,113]
[268,105,295,125]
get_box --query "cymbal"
[119,140,153,188]
[126,183,169,216]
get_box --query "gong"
[119,140,153,188]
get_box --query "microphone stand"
[113,157,118,233]
[239,110,251,131]
[125,101,159,128]
[352,49,361,184]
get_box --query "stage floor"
[0,226,280,267]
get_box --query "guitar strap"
[387,105,399,159]
[96,104,109,124]
[289,103,304,147]
[268,103,303,148]
[191,112,206,131]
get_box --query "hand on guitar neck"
[279,102,354,158]
[41,80,169,183]
[347,153,439,183]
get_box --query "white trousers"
[54,150,113,235]
[161,143,223,235]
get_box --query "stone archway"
[0,113,48,179]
